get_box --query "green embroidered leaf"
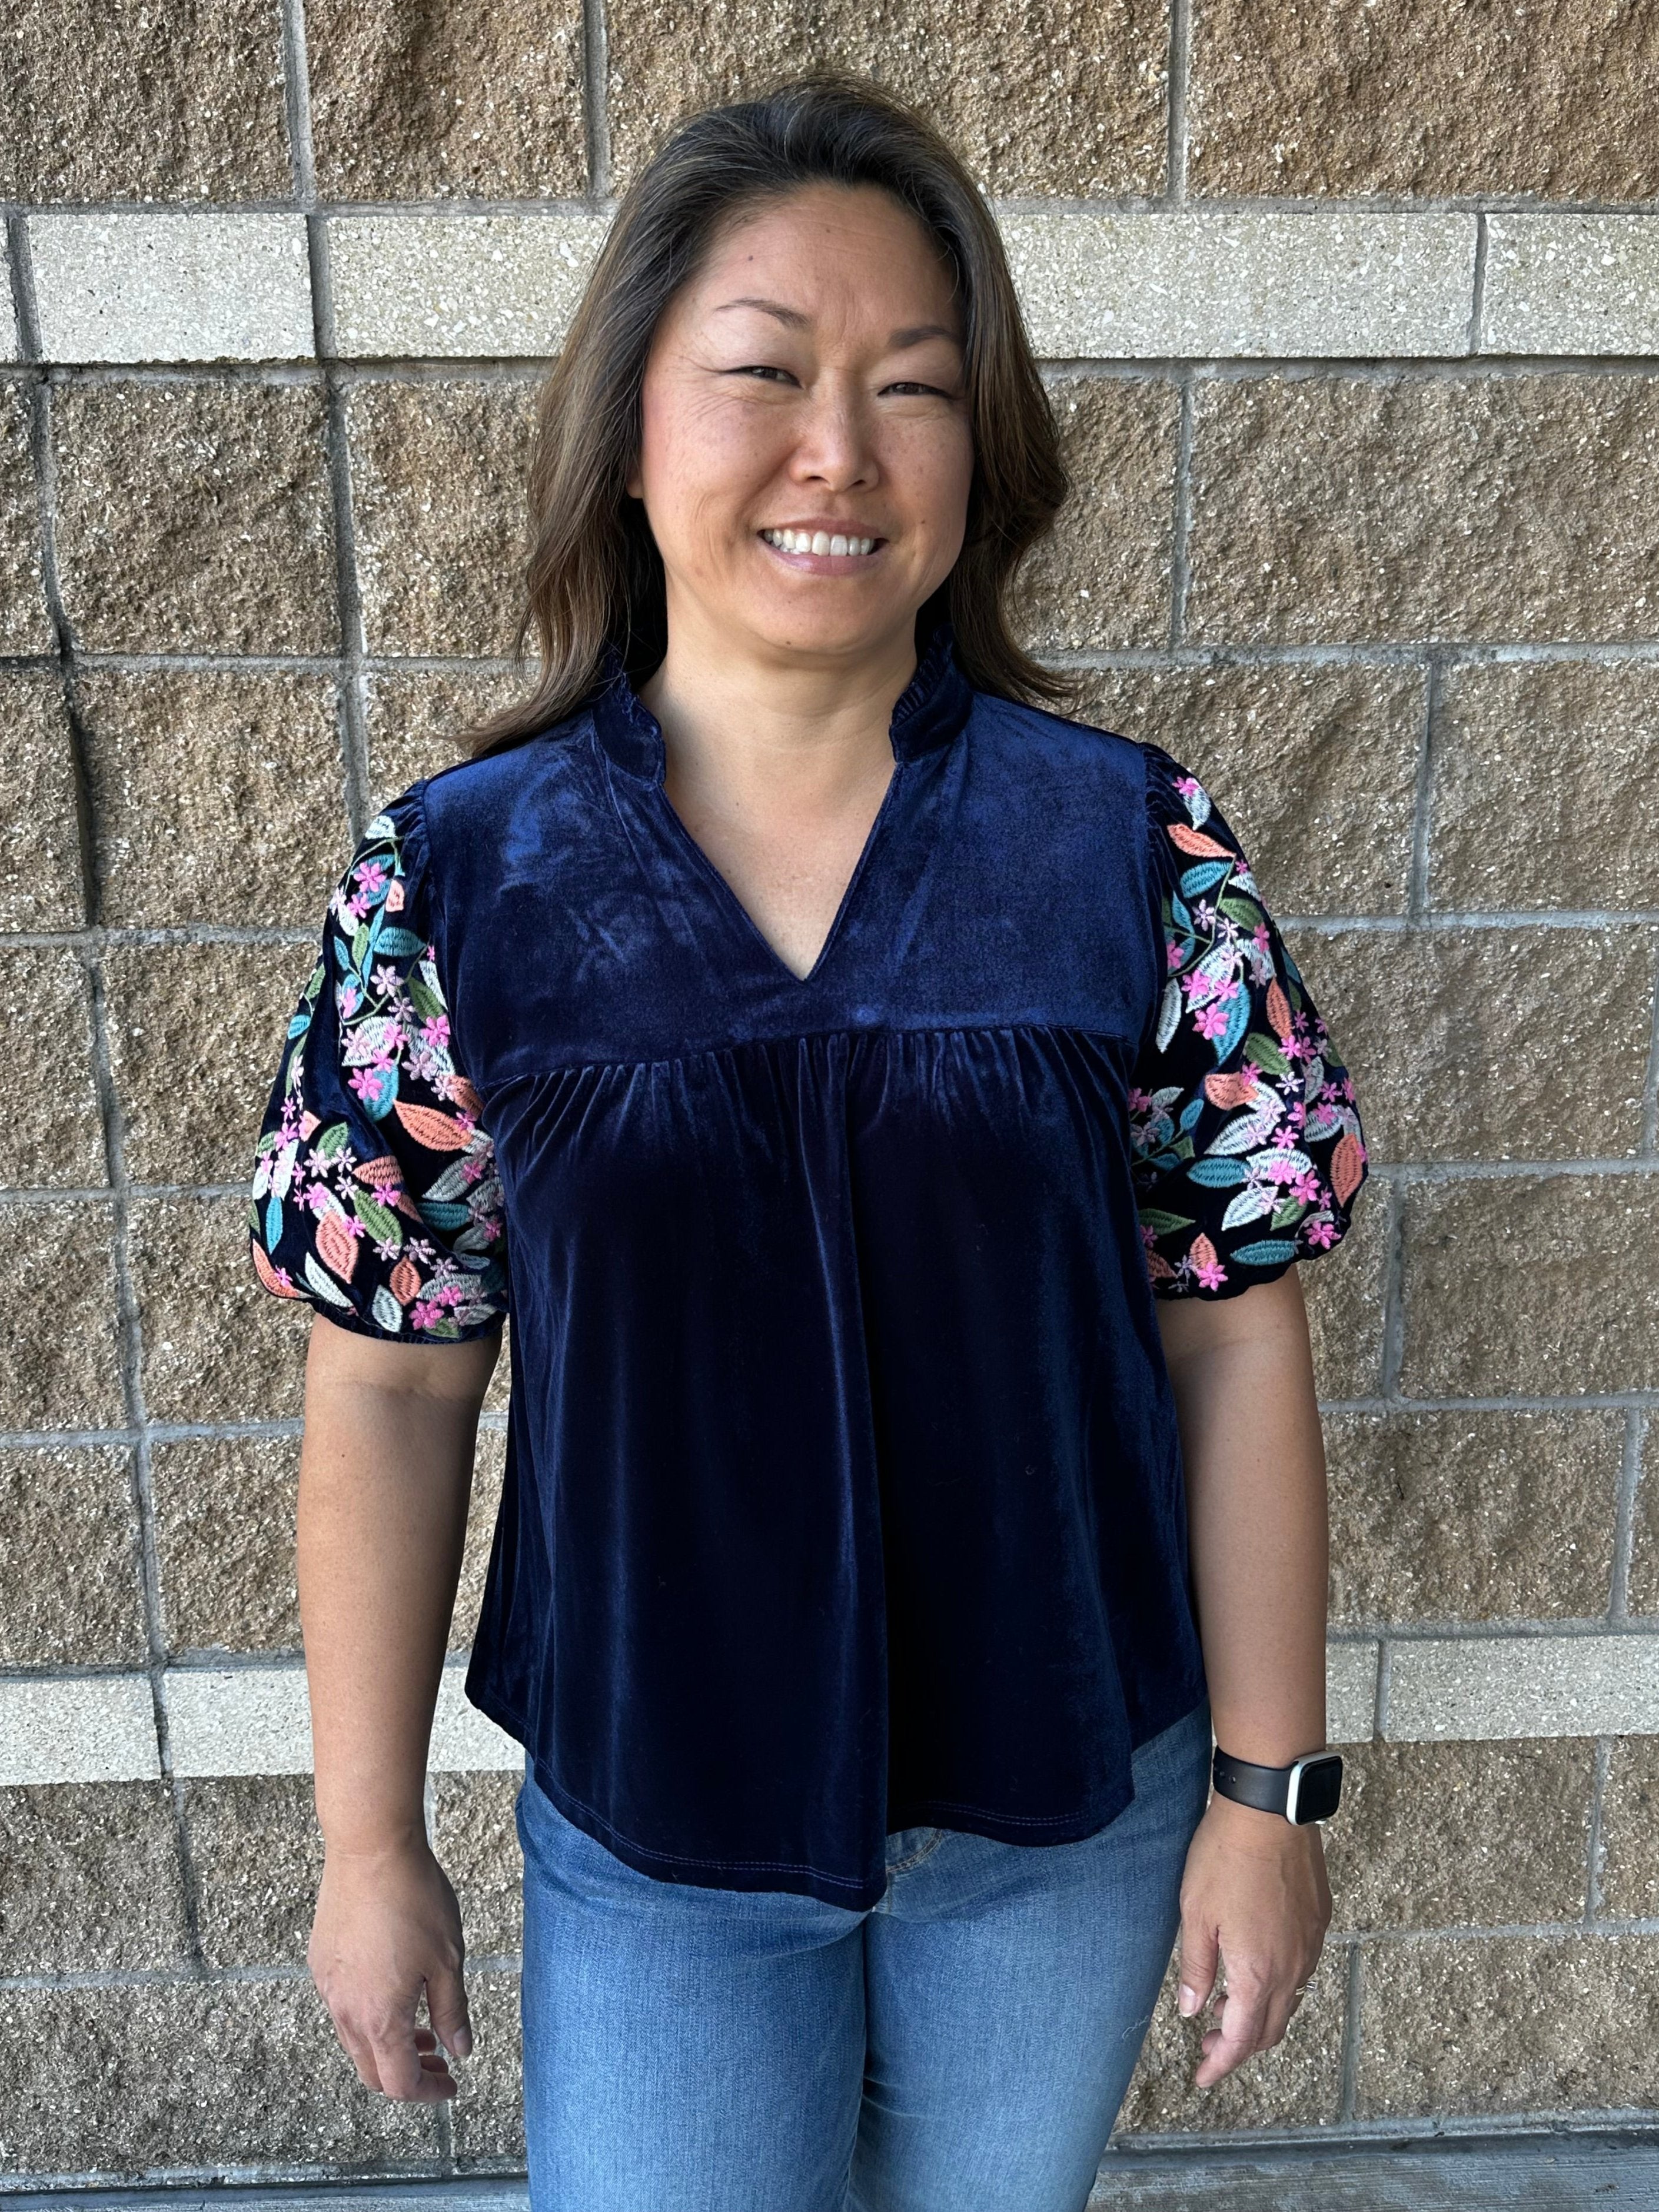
[352,1191,401,1246]
[314,1122,350,1161]
[1137,1206,1195,1235]
[1243,1030,1290,1077]
[405,970,445,1022]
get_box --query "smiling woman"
[246,67,1368,2212]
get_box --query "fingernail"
[454,2030,473,2058]
[1178,1985,1197,2017]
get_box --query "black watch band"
[1211,1745,1344,1825]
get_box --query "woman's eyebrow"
[713,296,960,349]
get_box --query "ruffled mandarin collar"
[589,618,974,782]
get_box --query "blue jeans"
[516,1694,1213,2212]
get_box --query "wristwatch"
[1212,1744,1344,1825]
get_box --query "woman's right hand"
[307,1834,475,2100]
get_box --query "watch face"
[1291,1754,1344,1823]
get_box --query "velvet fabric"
[415,617,1207,1911]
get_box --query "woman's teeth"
[760,528,880,557]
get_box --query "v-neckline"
[652,757,905,990]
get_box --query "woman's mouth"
[759,527,885,565]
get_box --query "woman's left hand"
[1173,1793,1333,2088]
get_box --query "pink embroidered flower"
[1192,1250,1228,1291]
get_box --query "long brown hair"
[461,68,1083,762]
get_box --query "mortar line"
[1168,371,1195,644]
[1375,1114,1409,1405]
[1467,209,1490,355]
[1372,1638,1392,1737]
[1610,1407,1645,1618]
[1336,1942,1363,2120]
[1165,0,1191,204]
[581,0,611,201]
[1584,1734,1613,1920]
[1640,924,1659,1156]
[277,0,317,205]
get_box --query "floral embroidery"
[1130,746,1369,1299]
[248,795,510,1340]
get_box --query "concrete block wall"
[3,0,1659,2184]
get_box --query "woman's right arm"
[297,1308,503,2103]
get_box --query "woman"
[248,69,1368,2212]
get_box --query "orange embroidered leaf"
[1189,1231,1221,1276]
[316,1209,360,1283]
[393,1102,473,1152]
[1266,980,1294,1043]
[1331,1132,1367,1206]
[1204,1069,1260,1110]
[1168,824,1234,859]
[251,1241,304,1299]
[390,1255,423,1306]
[451,1075,485,1117]
[353,1154,402,1186]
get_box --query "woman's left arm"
[1156,1264,1335,2090]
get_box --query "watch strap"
[1211,1747,1296,1815]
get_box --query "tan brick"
[0,947,104,1190]
[454,1423,507,1653]
[449,1968,524,2159]
[1598,1737,1659,1920]
[0,1445,144,1664]
[1186,374,1659,647]
[182,1772,321,1967]
[1324,1739,1592,1935]
[105,941,322,1189]
[1429,661,1659,914]
[0,1201,124,1429]
[151,1433,300,1655]
[0,670,87,932]
[1301,1180,1389,1405]
[0,382,50,653]
[81,667,346,929]
[606,1,1169,201]
[53,380,338,653]
[1189,0,1659,202]
[1070,663,1421,920]
[430,1768,523,1959]
[0,1975,440,2173]
[306,0,586,200]
[1622,1423,1659,1617]
[1008,377,1178,654]
[1326,1409,1619,1627]
[0,0,289,202]
[1114,1945,1344,2137]
[0,1781,187,1973]
[364,663,541,815]
[1355,1932,1659,2117]
[1310,926,1653,1166]
[1399,1172,1659,1399]
[346,377,538,656]
[131,1190,311,1424]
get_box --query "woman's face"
[625,182,975,669]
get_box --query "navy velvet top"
[248,616,1371,1911]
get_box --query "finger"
[1194,1981,1269,2086]
[366,2011,441,2101]
[338,2025,385,2095]
[1176,1916,1221,2018]
[425,1964,474,2061]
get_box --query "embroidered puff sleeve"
[1129,741,1369,1300]
[247,786,510,1342]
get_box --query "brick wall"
[4,0,1658,2186]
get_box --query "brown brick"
[130,1190,311,1424]
[1114,1945,1344,2137]
[1300,1181,1388,1405]
[53,380,338,654]
[1310,926,1653,1166]
[606,1,1169,200]
[346,378,538,656]
[105,941,323,1188]
[0,1782,187,1973]
[364,664,540,816]
[1009,377,1179,654]
[1324,1739,1593,1935]
[0,672,87,932]
[449,1968,524,2160]
[0,1975,440,2174]
[0,947,104,1189]
[1326,1409,1620,1627]
[183,1773,321,1967]
[1598,1737,1659,1920]
[1399,1172,1659,1399]
[151,1432,301,1655]
[1186,374,1659,647]
[453,1423,507,1653]
[1355,1932,1659,2118]
[0,0,290,202]
[1070,662,1422,920]
[430,1768,523,1960]
[0,1444,145,1665]
[1622,1422,1659,1618]
[81,667,346,929]
[305,0,586,199]
[0,1200,125,1429]
[0,382,50,653]
[1429,661,1659,914]
[1189,0,1659,202]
